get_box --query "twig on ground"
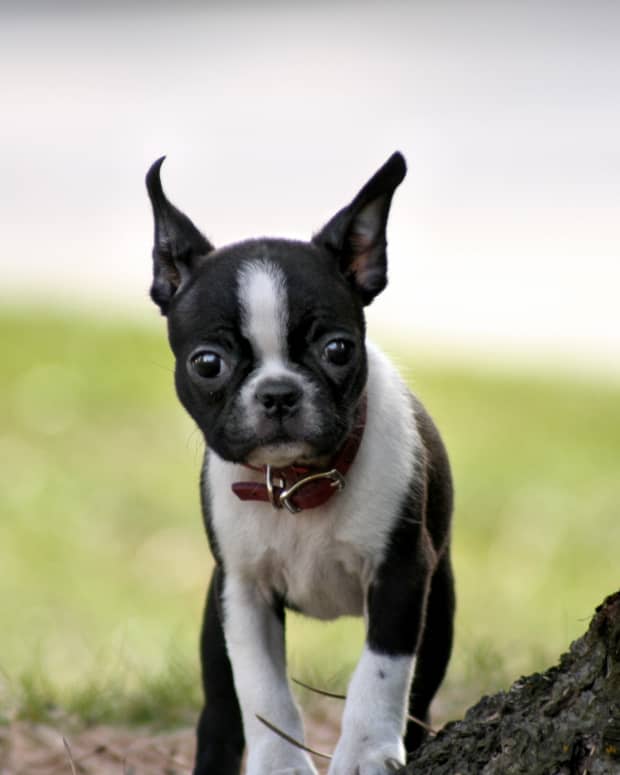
[62,737,77,775]
[291,677,346,700]
[256,714,332,761]
[406,715,437,736]
[291,676,437,736]
[52,742,106,773]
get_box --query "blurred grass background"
[1,305,618,728]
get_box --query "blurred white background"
[2,0,618,371]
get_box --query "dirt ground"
[0,702,341,775]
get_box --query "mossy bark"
[405,591,620,775]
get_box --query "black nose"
[255,379,302,419]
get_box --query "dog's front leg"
[224,574,318,775]
[329,646,414,775]
[329,539,432,775]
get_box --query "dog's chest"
[205,343,422,620]
[250,518,370,618]
[208,481,378,619]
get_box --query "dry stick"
[256,714,410,773]
[150,744,193,769]
[52,744,108,774]
[62,737,78,775]
[291,676,437,735]
[103,733,191,770]
[255,714,332,761]
[56,734,190,774]
[407,715,438,736]
[291,676,346,700]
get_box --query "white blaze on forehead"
[238,259,289,364]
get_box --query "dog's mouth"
[245,439,317,468]
[223,408,351,468]
[241,411,327,467]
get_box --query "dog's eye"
[191,351,223,379]
[323,339,353,366]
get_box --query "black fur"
[194,567,245,773]
[145,153,455,775]
[166,239,370,463]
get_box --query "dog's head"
[146,153,406,467]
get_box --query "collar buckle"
[265,465,346,514]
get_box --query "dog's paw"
[247,759,318,775]
[248,761,318,775]
[328,732,405,775]
[245,739,318,775]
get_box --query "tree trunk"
[405,591,620,775]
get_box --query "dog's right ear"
[145,157,214,315]
[313,152,406,306]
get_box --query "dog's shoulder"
[363,342,453,557]
[409,391,453,550]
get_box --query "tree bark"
[405,591,620,775]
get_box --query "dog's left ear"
[145,157,214,315]
[313,152,406,305]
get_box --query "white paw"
[246,738,318,775]
[328,733,405,775]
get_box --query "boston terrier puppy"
[146,152,455,775]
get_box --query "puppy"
[145,152,455,775]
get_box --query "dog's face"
[146,153,406,467]
[167,241,367,467]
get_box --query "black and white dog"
[146,153,455,775]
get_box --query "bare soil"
[0,702,340,775]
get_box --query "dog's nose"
[255,379,302,419]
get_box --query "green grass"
[1,306,618,727]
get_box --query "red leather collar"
[231,395,367,513]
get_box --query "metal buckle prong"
[265,465,286,509]
[265,466,345,514]
[279,469,346,514]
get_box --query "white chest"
[206,343,423,621]
[218,499,374,619]
[208,447,393,618]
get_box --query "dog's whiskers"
[145,357,175,376]
[185,425,204,462]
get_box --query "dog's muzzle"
[231,395,367,514]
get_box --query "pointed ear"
[145,157,214,315]
[313,152,406,305]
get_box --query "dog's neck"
[231,395,367,513]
